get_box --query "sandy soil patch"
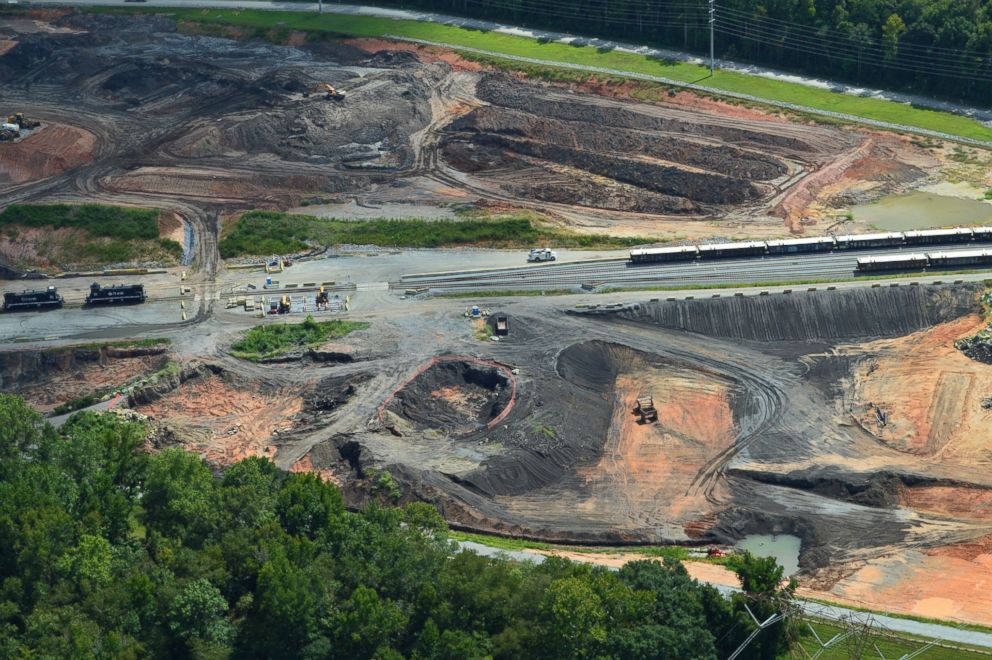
[159,212,185,247]
[572,365,736,522]
[813,550,992,626]
[850,314,992,459]
[530,547,742,587]
[135,373,303,466]
[0,123,95,186]
[290,454,340,485]
[348,38,485,72]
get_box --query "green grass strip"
[219,210,647,257]
[230,316,369,360]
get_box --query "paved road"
[458,541,992,651]
[32,0,992,128]
[401,244,992,292]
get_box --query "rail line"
[399,244,992,292]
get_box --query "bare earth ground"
[4,12,992,628]
[1,349,167,412]
[136,370,303,465]
[0,12,954,246]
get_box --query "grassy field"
[793,620,990,660]
[0,203,181,267]
[110,6,992,142]
[230,315,369,360]
[219,210,646,257]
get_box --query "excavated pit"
[129,364,305,465]
[384,358,514,437]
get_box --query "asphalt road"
[401,244,992,292]
[458,541,992,651]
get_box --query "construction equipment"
[304,83,345,101]
[315,286,329,310]
[464,305,490,319]
[0,127,17,142]
[3,286,64,312]
[7,113,40,129]
[85,282,146,305]
[634,395,658,423]
[278,295,291,314]
[493,314,509,336]
[528,247,557,263]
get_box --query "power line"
[714,3,992,59]
[713,24,992,81]
[714,13,992,70]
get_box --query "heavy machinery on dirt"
[634,395,658,424]
[7,113,40,129]
[3,286,64,312]
[303,83,345,101]
[85,282,146,305]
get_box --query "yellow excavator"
[303,83,345,102]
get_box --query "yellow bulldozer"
[7,113,40,129]
[303,83,345,101]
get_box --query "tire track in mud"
[576,317,790,506]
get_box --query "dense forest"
[353,0,992,105]
[0,394,796,658]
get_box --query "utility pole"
[709,0,715,76]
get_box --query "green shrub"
[230,316,369,360]
[219,210,646,257]
[0,203,161,240]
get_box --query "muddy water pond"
[852,191,992,231]
[736,534,801,577]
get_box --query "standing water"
[736,534,801,577]
[852,191,992,231]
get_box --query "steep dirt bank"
[598,285,975,343]
[0,344,168,411]
[0,123,95,187]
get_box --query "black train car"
[2,286,64,311]
[85,282,146,305]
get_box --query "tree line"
[0,394,797,658]
[351,0,992,106]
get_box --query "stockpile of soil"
[602,285,977,342]
[386,359,513,436]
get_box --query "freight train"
[85,282,146,305]
[857,249,992,272]
[2,286,64,312]
[629,227,992,264]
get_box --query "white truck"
[527,248,557,263]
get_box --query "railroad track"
[399,244,992,291]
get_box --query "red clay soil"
[850,314,990,458]
[136,374,303,466]
[575,366,736,522]
[0,123,95,185]
[901,486,992,521]
[347,38,485,72]
[815,550,992,625]
[290,454,340,485]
